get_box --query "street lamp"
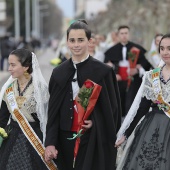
[0,0,6,37]
[39,3,49,40]
[40,11,49,40]
[14,0,20,40]
[25,0,30,42]
[32,0,40,39]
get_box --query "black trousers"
[118,78,141,117]
[55,130,90,170]
[118,80,127,117]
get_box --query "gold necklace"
[16,77,32,109]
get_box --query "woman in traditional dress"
[0,49,51,169]
[115,33,170,170]
[146,33,163,69]
[88,34,105,63]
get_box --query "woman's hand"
[45,145,58,163]
[82,120,93,130]
[115,135,126,147]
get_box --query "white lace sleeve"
[142,70,156,101]
[116,71,152,142]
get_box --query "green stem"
[67,129,83,140]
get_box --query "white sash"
[6,84,57,170]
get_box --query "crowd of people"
[0,35,41,71]
[0,19,170,170]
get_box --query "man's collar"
[72,55,90,68]
[120,42,129,46]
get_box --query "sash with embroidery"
[5,84,58,170]
[152,68,170,118]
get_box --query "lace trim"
[142,69,170,103]
[142,71,157,101]
[4,80,36,122]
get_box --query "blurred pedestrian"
[16,36,33,51]
[0,35,14,71]
[88,34,105,62]
[146,33,163,68]
[105,25,151,117]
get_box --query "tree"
[87,0,170,49]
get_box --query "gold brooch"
[16,96,26,109]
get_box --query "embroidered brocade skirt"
[122,107,170,170]
[0,120,47,170]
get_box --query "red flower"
[84,81,94,88]
[127,47,140,90]
[67,79,102,168]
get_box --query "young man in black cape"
[105,25,151,117]
[44,20,121,170]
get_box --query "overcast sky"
[56,0,74,18]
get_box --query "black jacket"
[45,56,122,170]
[104,41,150,73]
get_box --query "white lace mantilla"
[4,80,36,122]
[142,70,170,103]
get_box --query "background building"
[75,0,111,19]
[0,0,6,37]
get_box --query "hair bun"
[78,19,88,25]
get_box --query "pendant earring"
[24,71,30,79]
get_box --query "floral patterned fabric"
[122,108,169,170]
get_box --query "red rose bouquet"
[68,79,102,167]
[127,47,140,89]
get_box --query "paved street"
[0,47,57,89]
[37,48,56,84]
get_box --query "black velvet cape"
[45,56,122,170]
[104,42,151,115]
[104,41,150,73]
